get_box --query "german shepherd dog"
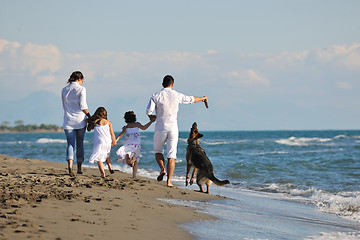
[186,122,230,193]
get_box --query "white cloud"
[0,38,359,103]
[266,50,309,69]
[315,43,360,62]
[313,43,360,70]
[229,69,270,87]
[0,39,61,75]
[1,38,360,130]
[337,81,352,89]
[37,75,56,85]
[22,43,61,75]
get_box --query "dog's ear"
[197,133,204,139]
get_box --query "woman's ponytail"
[67,71,84,84]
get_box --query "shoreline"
[0,129,63,134]
[0,154,222,240]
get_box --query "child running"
[87,107,116,178]
[116,111,155,178]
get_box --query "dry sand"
[0,154,222,240]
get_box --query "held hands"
[148,115,157,122]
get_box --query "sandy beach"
[0,154,222,240]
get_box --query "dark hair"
[162,75,174,88]
[87,107,108,131]
[124,111,136,123]
[68,71,84,84]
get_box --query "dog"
[185,122,230,193]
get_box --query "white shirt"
[146,88,194,132]
[62,82,88,130]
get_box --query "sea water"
[1,130,360,239]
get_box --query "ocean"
[1,130,360,239]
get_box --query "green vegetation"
[0,121,61,132]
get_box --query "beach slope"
[0,154,220,240]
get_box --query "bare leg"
[67,159,75,177]
[125,154,135,167]
[77,161,83,174]
[106,157,114,174]
[155,153,166,181]
[132,161,138,178]
[167,158,175,187]
[97,161,105,178]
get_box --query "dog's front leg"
[186,164,191,186]
[190,167,197,185]
[186,156,191,186]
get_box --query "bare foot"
[157,172,166,181]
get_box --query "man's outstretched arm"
[194,96,208,103]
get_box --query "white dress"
[89,123,111,164]
[116,127,141,163]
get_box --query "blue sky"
[0,0,360,131]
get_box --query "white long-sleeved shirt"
[62,82,88,130]
[146,88,194,132]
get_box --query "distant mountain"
[0,90,63,126]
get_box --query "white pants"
[153,130,178,159]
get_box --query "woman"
[62,71,90,176]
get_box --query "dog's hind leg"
[205,180,212,194]
[196,173,205,193]
[198,184,204,193]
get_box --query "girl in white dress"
[116,111,155,178]
[87,107,117,178]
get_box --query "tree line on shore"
[0,120,61,132]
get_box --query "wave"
[36,138,67,144]
[305,231,360,240]
[334,134,348,139]
[0,141,32,145]
[260,183,360,223]
[275,137,333,146]
[247,151,288,156]
[310,190,360,223]
[83,163,187,184]
[179,137,246,146]
[35,138,90,144]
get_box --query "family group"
[62,71,207,187]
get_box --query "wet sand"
[0,154,221,240]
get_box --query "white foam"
[309,191,360,222]
[248,151,288,156]
[36,138,67,144]
[0,141,31,144]
[204,139,247,145]
[259,183,360,223]
[35,138,90,144]
[180,138,246,146]
[83,163,187,184]
[275,137,333,146]
[178,138,187,143]
[334,135,348,139]
[305,231,360,240]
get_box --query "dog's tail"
[210,175,230,186]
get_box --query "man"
[146,75,208,187]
